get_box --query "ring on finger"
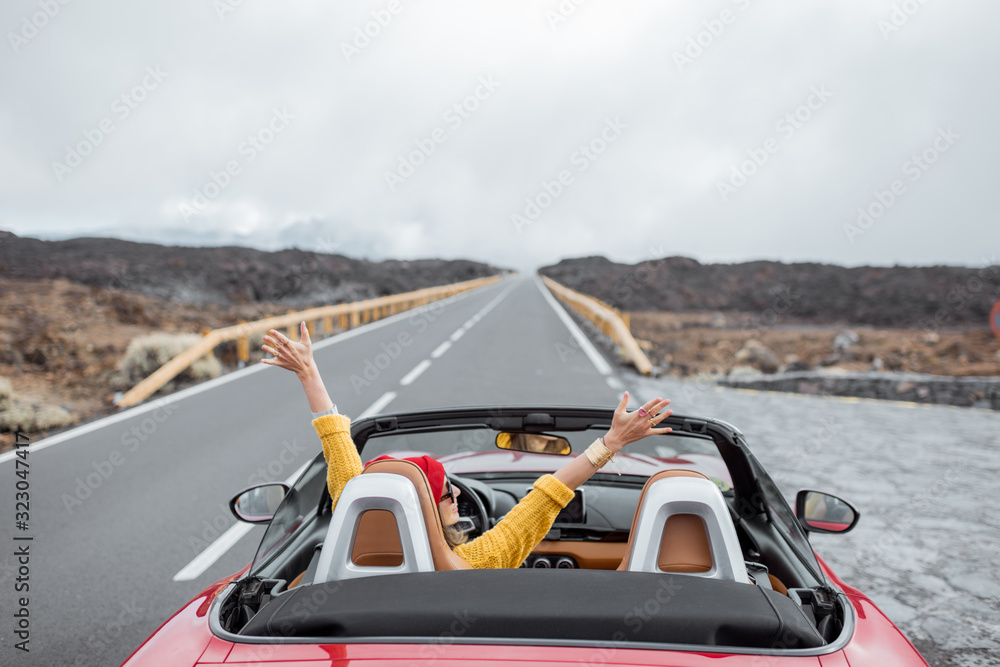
[638,408,648,417]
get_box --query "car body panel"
[124,407,928,666]
[123,572,242,666]
[215,643,827,665]
[817,555,929,666]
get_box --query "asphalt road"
[2,273,996,666]
[0,274,623,666]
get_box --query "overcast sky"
[1,0,997,272]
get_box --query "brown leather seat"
[352,459,471,571]
[617,469,714,572]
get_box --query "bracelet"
[584,438,615,469]
[311,404,339,418]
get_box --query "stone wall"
[717,370,1000,410]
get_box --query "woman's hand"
[261,322,317,379]
[603,391,672,452]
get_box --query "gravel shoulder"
[627,370,1000,667]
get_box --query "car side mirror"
[229,483,290,524]
[495,431,572,456]
[795,489,860,534]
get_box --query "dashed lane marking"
[399,360,432,386]
[0,280,507,466]
[358,391,398,418]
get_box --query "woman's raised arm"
[553,391,672,491]
[261,322,361,510]
[261,322,335,413]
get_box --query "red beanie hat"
[365,454,447,502]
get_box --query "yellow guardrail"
[541,276,653,376]
[116,275,503,408]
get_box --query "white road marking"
[534,275,614,376]
[0,280,509,466]
[172,524,253,582]
[173,460,312,582]
[0,394,182,465]
[450,328,466,342]
[173,387,406,580]
[399,360,432,386]
[606,376,624,390]
[359,391,397,418]
[431,340,452,359]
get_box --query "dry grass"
[113,333,223,390]
[0,375,75,434]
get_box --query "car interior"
[214,408,854,655]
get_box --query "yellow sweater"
[313,414,575,569]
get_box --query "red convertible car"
[123,406,929,665]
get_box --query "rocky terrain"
[541,255,1000,327]
[0,231,497,307]
[625,311,1000,379]
[543,255,1000,379]
[0,231,502,447]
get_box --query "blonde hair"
[442,522,468,548]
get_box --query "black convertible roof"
[241,569,825,650]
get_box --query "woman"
[262,322,673,569]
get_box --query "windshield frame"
[248,405,824,587]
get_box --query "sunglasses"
[440,479,456,504]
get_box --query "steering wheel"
[450,475,489,539]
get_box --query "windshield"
[361,427,732,488]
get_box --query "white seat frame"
[313,473,434,584]
[623,476,750,584]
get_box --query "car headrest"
[618,469,749,583]
[358,459,467,571]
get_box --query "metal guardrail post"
[237,321,249,363]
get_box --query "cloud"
[2,0,998,272]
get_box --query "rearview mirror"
[495,432,572,456]
[795,489,860,534]
[230,483,290,524]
